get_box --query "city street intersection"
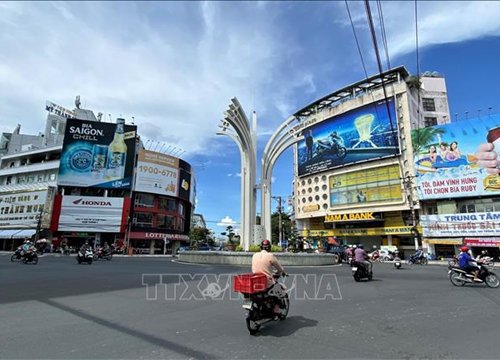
[1,254,498,359]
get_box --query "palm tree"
[411,127,446,155]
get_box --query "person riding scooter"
[458,246,481,282]
[353,244,372,273]
[251,239,287,317]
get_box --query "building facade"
[292,67,455,258]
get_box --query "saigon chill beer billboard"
[58,118,137,189]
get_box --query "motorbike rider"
[102,242,110,254]
[251,239,286,316]
[411,247,425,262]
[80,241,91,255]
[353,244,372,273]
[329,131,344,147]
[458,246,481,282]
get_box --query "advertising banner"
[464,238,500,247]
[297,98,399,176]
[303,226,416,237]
[421,212,500,237]
[58,196,124,232]
[329,164,403,207]
[412,114,500,200]
[178,169,191,201]
[0,190,48,228]
[58,119,137,189]
[134,150,179,196]
[45,100,75,119]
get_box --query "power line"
[376,0,391,70]
[345,1,369,79]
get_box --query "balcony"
[0,160,60,177]
[0,181,58,193]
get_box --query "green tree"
[221,225,236,244]
[411,126,446,155]
[189,227,212,247]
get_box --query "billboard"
[134,150,179,196]
[329,164,403,207]
[297,98,399,177]
[412,114,500,200]
[421,212,500,237]
[58,196,124,232]
[58,119,137,189]
[0,190,48,228]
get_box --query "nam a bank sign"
[325,212,381,223]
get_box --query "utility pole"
[272,196,283,245]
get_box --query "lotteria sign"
[58,195,124,232]
[129,231,189,241]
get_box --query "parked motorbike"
[22,251,38,265]
[448,262,499,288]
[234,273,289,335]
[93,247,113,261]
[10,247,23,262]
[77,249,94,265]
[352,261,373,281]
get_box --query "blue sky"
[1,1,500,236]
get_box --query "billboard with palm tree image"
[412,114,500,200]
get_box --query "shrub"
[249,245,261,252]
[235,245,244,252]
[271,245,282,253]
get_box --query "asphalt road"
[1,254,499,359]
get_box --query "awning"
[0,229,36,239]
[464,238,500,247]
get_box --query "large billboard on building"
[412,114,500,200]
[421,212,500,237]
[58,119,137,189]
[329,164,403,207]
[58,196,125,232]
[134,150,179,196]
[297,98,399,177]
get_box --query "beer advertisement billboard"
[134,150,179,196]
[58,119,137,189]
[297,98,399,177]
[329,164,403,207]
[412,114,500,200]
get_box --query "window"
[422,98,436,112]
[424,117,437,127]
[49,173,56,181]
[134,212,153,228]
[178,202,185,216]
[158,197,176,211]
[135,193,154,208]
[157,214,175,229]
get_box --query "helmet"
[460,246,469,253]
[358,244,364,249]
[260,239,271,251]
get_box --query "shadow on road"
[259,315,318,337]
[40,298,217,360]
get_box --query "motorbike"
[22,251,38,265]
[10,247,23,262]
[93,247,113,261]
[234,273,289,335]
[394,256,402,269]
[77,249,94,265]
[314,138,347,159]
[407,255,428,265]
[352,260,373,281]
[448,262,499,288]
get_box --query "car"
[176,246,190,255]
[197,244,210,251]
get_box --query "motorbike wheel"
[449,272,465,286]
[88,258,93,265]
[10,254,17,262]
[106,254,113,261]
[93,254,99,260]
[485,273,500,288]
[336,146,347,159]
[420,258,428,265]
[77,257,82,264]
[246,312,261,335]
[353,274,361,282]
[448,259,457,266]
[368,272,373,281]
[32,255,38,265]
[278,294,290,320]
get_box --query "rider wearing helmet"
[252,240,286,316]
[458,246,481,282]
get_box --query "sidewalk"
[0,251,174,258]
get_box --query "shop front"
[464,237,500,260]
[424,238,463,259]
[128,231,189,254]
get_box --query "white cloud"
[216,215,238,227]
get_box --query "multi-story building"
[0,99,196,255]
[292,66,452,258]
[0,107,66,250]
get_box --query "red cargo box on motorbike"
[233,273,267,294]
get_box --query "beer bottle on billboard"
[106,118,127,180]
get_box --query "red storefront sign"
[128,231,189,241]
[464,238,500,247]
